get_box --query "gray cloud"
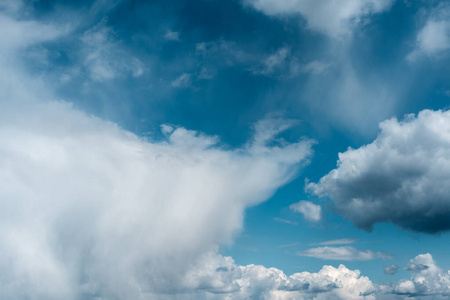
[309,110,450,234]
[384,265,399,275]
[298,246,391,261]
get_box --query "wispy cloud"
[315,238,358,246]
[298,246,391,261]
[273,217,298,226]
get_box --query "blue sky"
[2,0,450,299]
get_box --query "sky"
[1,0,450,299]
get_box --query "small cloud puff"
[384,265,399,275]
[290,200,322,222]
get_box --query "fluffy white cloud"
[182,252,376,299]
[243,0,394,38]
[290,200,322,222]
[309,109,450,234]
[393,254,450,297]
[298,246,391,261]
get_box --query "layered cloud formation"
[309,110,450,233]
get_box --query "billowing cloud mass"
[243,0,394,37]
[182,252,376,299]
[298,246,391,261]
[0,95,314,299]
[290,200,322,222]
[0,5,316,298]
[393,254,450,297]
[309,109,450,234]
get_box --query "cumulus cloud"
[298,246,391,261]
[384,265,399,275]
[290,200,322,222]
[308,109,450,234]
[408,4,450,60]
[393,254,450,297]
[182,252,376,299]
[243,0,394,38]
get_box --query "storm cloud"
[309,110,450,234]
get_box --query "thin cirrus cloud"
[308,109,450,234]
[243,0,394,38]
[298,246,392,261]
[317,238,358,246]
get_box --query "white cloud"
[408,4,450,60]
[243,0,394,38]
[164,29,180,41]
[317,238,358,246]
[80,19,145,81]
[0,9,316,298]
[290,200,322,222]
[0,11,67,53]
[298,246,391,261]
[273,217,298,226]
[302,60,332,75]
[308,109,450,234]
[393,254,450,297]
[256,47,291,75]
[0,93,313,299]
[182,252,376,299]
[171,73,192,88]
